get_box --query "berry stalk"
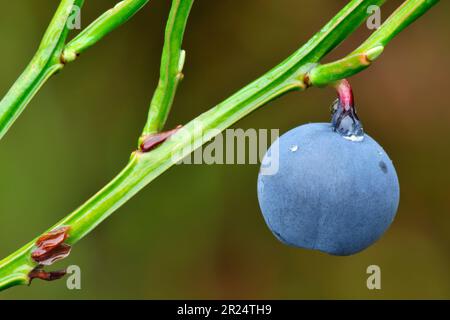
[331,79,364,140]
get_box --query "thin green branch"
[298,0,386,63]
[353,0,439,54]
[309,0,439,86]
[142,0,193,135]
[308,46,384,87]
[62,0,150,63]
[0,0,84,141]
[0,0,150,142]
[0,0,388,291]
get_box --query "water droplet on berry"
[343,134,364,142]
[331,100,364,141]
[330,81,364,141]
[289,145,299,152]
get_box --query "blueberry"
[257,123,399,255]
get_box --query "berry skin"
[257,123,399,256]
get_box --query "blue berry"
[257,123,399,255]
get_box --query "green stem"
[308,46,384,87]
[309,0,440,86]
[0,0,150,142]
[142,0,193,135]
[0,0,386,291]
[353,0,439,54]
[0,0,83,141]
[62,0,150,63]
[142,0,387,136]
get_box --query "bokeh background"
[0,0,449,299]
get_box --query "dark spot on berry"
[379,161,388,174]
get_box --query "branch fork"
[0,0,151,141]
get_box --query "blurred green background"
[0,0,449,299]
